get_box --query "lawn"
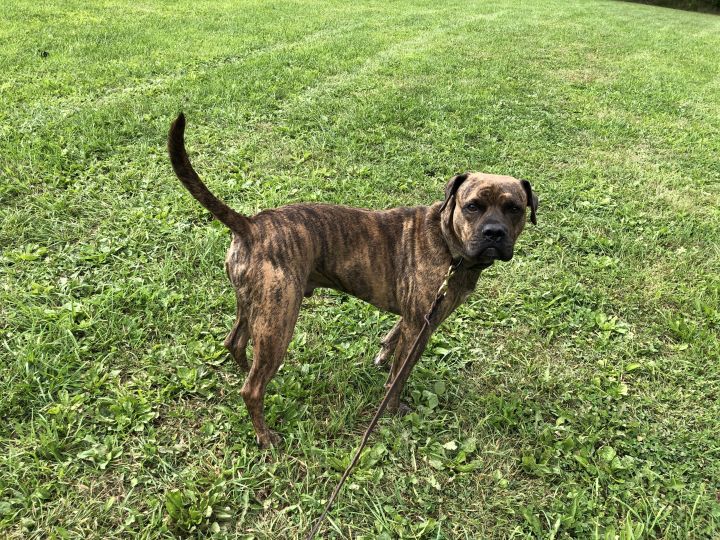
[2,0,720,538]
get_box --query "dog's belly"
[306,268,402,314]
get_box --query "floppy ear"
[440,173,469,212]
[520,179,538,225]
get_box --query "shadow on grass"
[619,0,720,13]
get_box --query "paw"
[228,352,250,372]
[386,400,412,417]
[395,402,413,416]
[373,351,391,370]
[257,430,282,450]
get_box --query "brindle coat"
[168,113,538,448]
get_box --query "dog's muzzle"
[469,224,514,262]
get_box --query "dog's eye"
[465,203,481,212]
[507,204,522,214]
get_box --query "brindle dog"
[168,113,538,448]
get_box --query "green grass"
[2,0,720,537]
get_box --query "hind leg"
[240,284,302,449]
[224,316,250,371]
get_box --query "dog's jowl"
[168,113,538,448]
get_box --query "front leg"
[385,320,433,414]
[373,319,403,368]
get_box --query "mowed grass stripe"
[3,4,489,206]
[8,20,372,133]
[3,1,381,107]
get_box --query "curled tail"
[168,113,249,233]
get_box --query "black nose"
[482,224,507,242]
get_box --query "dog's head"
[439,172,538,267]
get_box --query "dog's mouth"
[468,243,514,264]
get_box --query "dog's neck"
[431,201,463,259]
